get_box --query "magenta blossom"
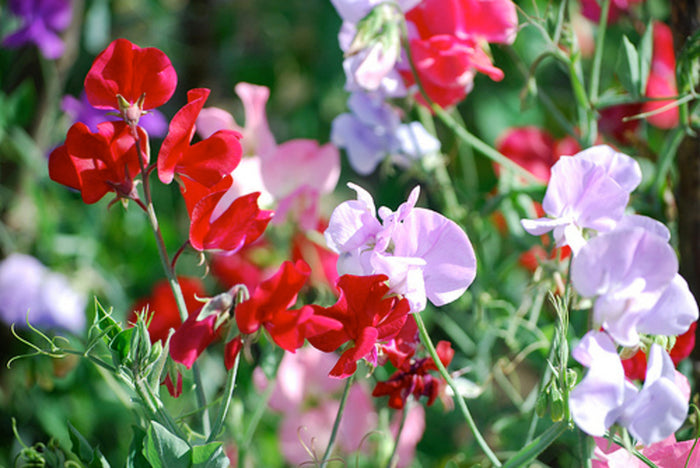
[569,331,688,446]
[325,183,476,312]
[521,145,641,253]
[2,0,71,60]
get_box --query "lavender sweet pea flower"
[571,227,680,347]
[570,331,688,445]
[2,0,72,60]
[325,183,476,311]
[62,92,168,138]
[521,145,641,253]
[0,254,86,333]
[332,92,440,175]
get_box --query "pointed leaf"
[126,426,151,468]
[191,442,230,468]
[638,21,654,93]
[143,421,191,468]
[68,422,95,463]
[616,36,640,97]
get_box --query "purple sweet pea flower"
[521,145,641,253]
[61,92,168,138]
[2,0,72,60]
[570,331,688,446]
[571,227,683,347]
[325,183,476,312]
[332,92,440,175]
[0,253,86,333]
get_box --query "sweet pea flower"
[579,0,644,24]
[521,145,641,253]
[61,92,168,138]
[325,183,476,312]
[0,254,86,333]
[332,91,440,175]
[84,38,177,118]
[592,433,700,468]
[261,139,340,230]
[2,0,72,60]
[623,322,697,381]
[571,227,697,347]
[48,121,148,204]
[307,274,411,378]
[569,331,688,446]
[402,0,518,108]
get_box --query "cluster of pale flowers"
[522,145,698,445]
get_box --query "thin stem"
[238,377,276,467]
[207,349,241,442]
[320,374,354,468]
[588,0,611,106]
[414,313,502,466]
[385,403,410,468]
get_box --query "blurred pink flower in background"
[643,22,679,129]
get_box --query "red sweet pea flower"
[643,22,679,129]
[235,260,340,352]
[402,0,517,108]
[579,0,644,24]
[184,175,273,253]
[158,88,242,186]
[211,241,270,293]
[129,277,207,344]
[307,274,411,379]
[373,340,454,410]
[84,38,177,112]
[48,121,147,204]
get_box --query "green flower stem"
[238,377,276,467]
[385,402,410,468]
[207,348,240,442]
[588,0,611,106]
[414,313,502,466]
[134,376,188,442]
[320,374,354,468]
[502,421,569,468]
[133,135,210,435]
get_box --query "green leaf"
[109,328,134,367]
[143,421,191,468]
[677,28,700,93]
[638,21,654,94]
[191,443,230,468]
[126,426,151,468]
[616,36,640,97]
[68,422,95,464]
[89,448,111,468]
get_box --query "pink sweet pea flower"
[643,22,679,129]
[262,139,340,229]
[592,433,700,468]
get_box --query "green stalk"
[502,421,569,468]
[385,403,409,468]
[414,313,502,466]
[132,133,210,435]
[207,348,240,442]
[588,0,611,106]
[320,374,354,467]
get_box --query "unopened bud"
[549,386,565,422]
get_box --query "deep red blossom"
[224,336,243,370]
[643,22,679,129]
[129,277,207,344]
[84,38,177,111]
[158,88,242,186]
[373,340,455,410]
[48,121,147,204]
[379,316,420,369]
[307,274,411,378]
[181,175,273,253]
[622,322,697,381]
[169,310,219,369]
[163,371,183,398]
[235,260,341,352]
[211,241,270,293]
